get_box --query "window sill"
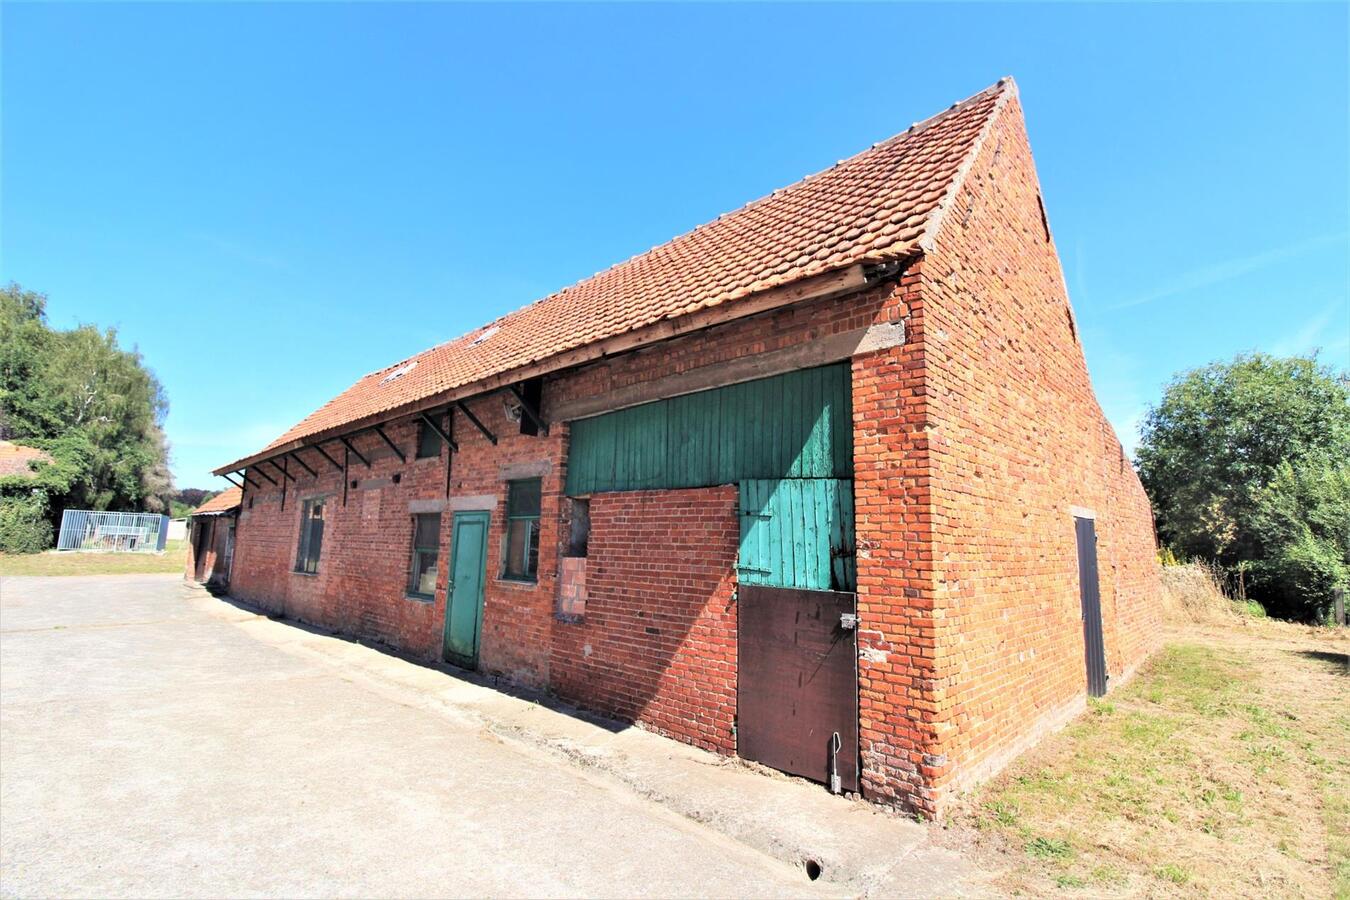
[496,577,539,589]
[405,592,435,604]
[555,613,585,624]
[292,570,319,577]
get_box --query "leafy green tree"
[0,283,174,548]
[1137,353,1350,620]
[1246,453,1349,620]
[0,284,61,439]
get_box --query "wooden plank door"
[444,511,489,668]
[737,585,859,792]
[1075,515,1108,697]
[192,520,211,582]
[738,479,855,592]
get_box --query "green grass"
[960,630,1350,897]
[0,540,188,576]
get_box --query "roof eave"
[212,258,892,476]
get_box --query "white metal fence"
[56,510,170,553]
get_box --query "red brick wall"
[230,396,566,677]
[550,487,739,753]
[185,515,233,585]
[224,97,1161,817]
[911,93,1161,812]
[850,271,946,812]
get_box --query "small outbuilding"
[185,487,241,588]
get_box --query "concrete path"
[0,575,976,898]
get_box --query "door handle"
[829,732,843,794]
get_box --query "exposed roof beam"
[457,400,496,445]
[251,465,277,486]
[341,436,370,468]
[374,425,406,464]
[268,458,296,482]
[212,262,872,474]
[313,443,344,472]
[507,384,548,436]
[419,411,458,453]
[289,451,317,478]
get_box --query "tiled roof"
[0,441,54,479]
[192,486,242,516]
[218,79,1013,474]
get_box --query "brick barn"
[214,78,1161,817]
[185,486,240,589]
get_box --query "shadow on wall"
[549,485,742,754]
[212,588,634,734]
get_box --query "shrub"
[0,493,53,553]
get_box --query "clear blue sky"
[3,2,1346,491]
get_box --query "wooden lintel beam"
[419,412,458,453]
[457,400,497,445]
[374,425,406,463]
[341,436,370,468]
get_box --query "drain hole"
[804,859,822,881]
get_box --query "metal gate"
[1075,515,1108,697]
[56,510,169,552]
[737,585,859,792]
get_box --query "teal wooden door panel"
[444,510,489,667]
[566,363,853,495]
[738,479,856,592]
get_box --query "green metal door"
[444,510,489,667]
[738,479,856,592]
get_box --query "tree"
[1137,353,1350,620]
[0,283,174,546]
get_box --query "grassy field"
[0,540,188,577]
[946,620,1349,897]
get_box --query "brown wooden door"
[737,585,858,792]
[192,520,211,582]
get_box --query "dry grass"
[0,540,188,577]
[1160,560,1261,624]
[946,619,1349,897]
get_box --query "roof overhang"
[214,260,890,476]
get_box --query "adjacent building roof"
[191,486,242,517]
[0,441,54,479]
[218,79,1014,475]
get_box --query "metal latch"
[829,732,843,794]
[839,612,858,630]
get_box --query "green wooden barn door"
[738,479,855,592]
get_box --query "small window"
[502,478,541,581]
[417,416,446,459]
[294,498,326,574]
[407,513,441,599]
[566,498,590,558]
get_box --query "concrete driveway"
[0,575,973,898]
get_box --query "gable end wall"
[916,95,1162,811]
